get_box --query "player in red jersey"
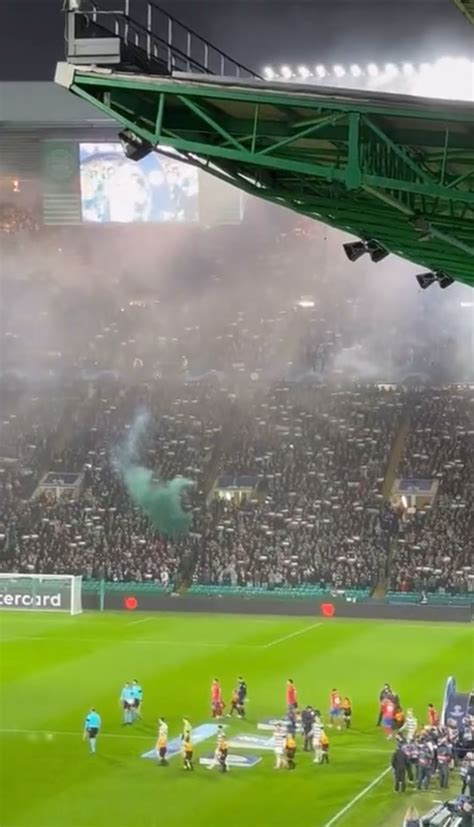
[427,703,438,727]
[286,679,297,713]
[329,689,342,729]
[381,697,396,739]
[211,678,224,718]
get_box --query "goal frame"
[0,573,83,615]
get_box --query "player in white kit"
[312,712,323,763]
[274,723,286,769]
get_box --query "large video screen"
[79,143,199,223]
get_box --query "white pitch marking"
[0,728,153,741]
[322,766,391,827]
[262,622,322,649]
[0,636,257,648]
[127,617,155,626]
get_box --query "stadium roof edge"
[171,72,474,114]
[55,64,474,117]
[0,81,115,126]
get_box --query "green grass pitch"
[0,612,472,827]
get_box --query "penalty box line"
[3,629,324,648]
[262,622,323,649]
[0,636,259,648]
[322,766,391,827]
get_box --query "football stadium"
[0,2,473,827]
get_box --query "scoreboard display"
[40,139,242,227]
[79,142,198,224]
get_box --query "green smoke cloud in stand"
[117,411,194,539]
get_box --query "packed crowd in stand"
[0,381,227,582]
[194,385,402,589]
[390,388,473,595]
[0,217,472,595]
[1,377,472,595]
[0,203,40,235]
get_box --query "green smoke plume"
[117,411,194,539]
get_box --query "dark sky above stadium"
[0,0,472,81]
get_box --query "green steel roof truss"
[452,0,474,24]
[57,67,474,286]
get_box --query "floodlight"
[367,243,389,263]
[281,65,292,79]
[350,64,362,77]
[402,62,415,76]
[416,272,436,290]
[119,130,152,162]
[437,274,454,289]
[334,65,346,78]
[315,65,327,78]
[367,63,379,77]
[343,241,367,262]
[385,63,399,77]
[298,66,311,79]
[263,66,275,80]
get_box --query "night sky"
[0,0,472,81]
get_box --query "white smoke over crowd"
[1,195,473,402]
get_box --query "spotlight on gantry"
[119,130,152,162]
[415,271,454,290]
[343,241,367,262]
[437,274,454,289]
[343,240,389,263]
[367,241,390,263]
[416,272,436,290]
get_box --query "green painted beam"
[72,72,474,124]
[56,64,474,287]
[452,0,474,24]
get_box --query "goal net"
[0,574,83,615]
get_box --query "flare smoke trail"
[116,410,194,539]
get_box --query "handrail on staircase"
[130,0,260,78]
[118,10,249,77]
[65,0,260,79]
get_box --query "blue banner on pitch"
[199,753,262,768]
[141,723,219,760]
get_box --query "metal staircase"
[64,0,259,79]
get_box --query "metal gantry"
[63,0,259,78]
[57,1,474,287]
[452,0,474,25]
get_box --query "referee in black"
[391,744,408,792]
[237,676,247,718]
[301,706,315,751]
